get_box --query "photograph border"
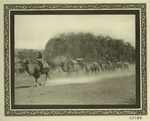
[4,3,147,116]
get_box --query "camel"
[123,62,130,70]
[91,62,100,74]
[114,61,124,71]
[23,59,52,87]
[85,61,100,75]
[98,61,107,72]
[107,61,116,73]
[76,58,85,70]
[59,60,80,77]
[99,60,115,73]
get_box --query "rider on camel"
[105,54,110,65]
[38,52,46,68]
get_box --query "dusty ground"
[15,64,136,105]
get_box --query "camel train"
[59,58,130,77]
[59,59,101,76]
[23,56,130,87]
[59,58,100,77]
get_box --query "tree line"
[15,32,135,69]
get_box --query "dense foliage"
[44,32,135,68]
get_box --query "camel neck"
[25,62,34,75]
[61,63,68,72]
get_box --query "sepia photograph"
[15,13,136,106]
[3,3,147,117]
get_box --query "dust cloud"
[51,55,68,65]
[45,64,135,86]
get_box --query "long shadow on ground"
[15,86,34,89]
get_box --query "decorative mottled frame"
[4,4,147,116]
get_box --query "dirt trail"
[15,65,135,105]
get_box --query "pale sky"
[15,15,135,49]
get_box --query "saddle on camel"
[69,59,78,67]
[92,60,99,66]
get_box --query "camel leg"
[43,73,50,86]
[50,70,53,74]
[96,69,98,75]
[38,81,42,86]
[76,69,79,76]
[43,74,48,86]
[94,68,96,74]
[95,69,97,75]
[114,68,117,73]
[69,73,71,78]
[98,69,100,74]
[67,72,71,78]
[48,72,50,79]
[35,79,42,87]
[35,79,37,87]
[102,67,104,72]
